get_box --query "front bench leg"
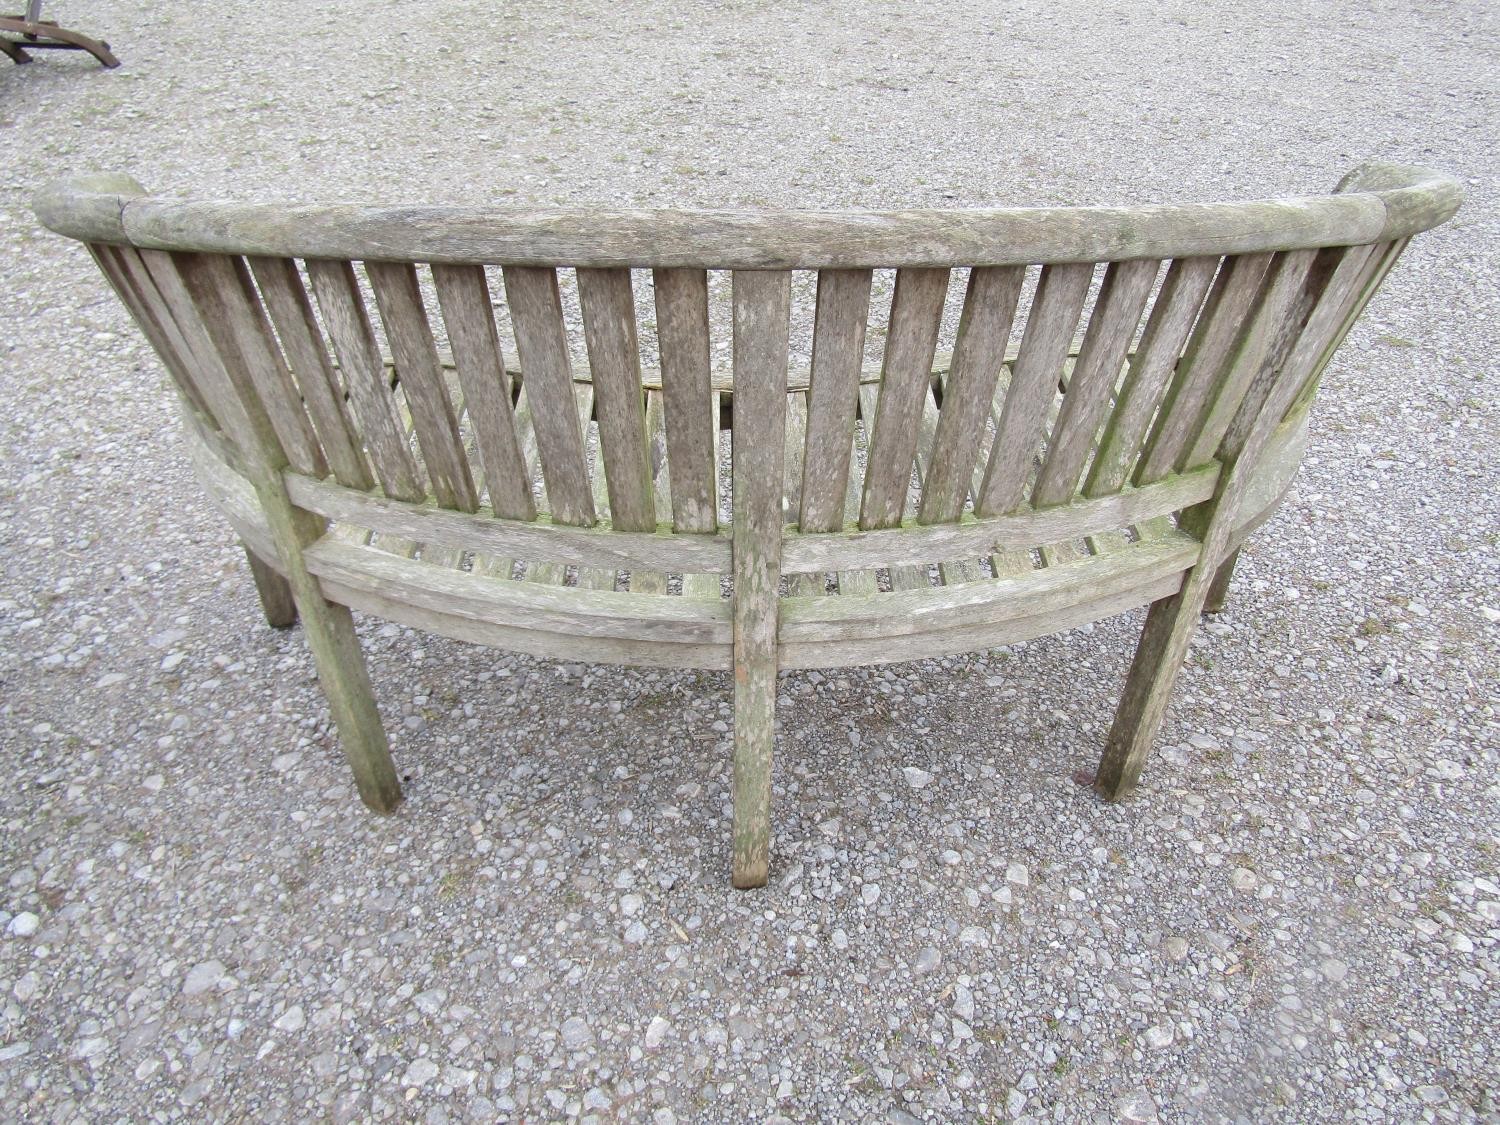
[732,646,777,890]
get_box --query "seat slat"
[501,265,596,528]
[859,267,950,530]
[304,258,425,501]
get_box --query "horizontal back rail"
[37,164,1460,268]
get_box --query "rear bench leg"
[1202,547,1241,614]
[243,542,297,628]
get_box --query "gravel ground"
[2,2,1497,1121]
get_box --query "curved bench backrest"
[35,164,1460,588]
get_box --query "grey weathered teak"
[35,163,1461,888]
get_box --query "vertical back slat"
[577,267,655,532]
[503,265,596,527]
[248,256,373,490]
[627,390,670,594]
[653,268,718,534]
[174,254,328,478]
[90,245,217,425]
[168,253,303,471]
[680,390,724,599]
[364,261,478,512]
[800,268,872,532]
[1135,252,1274,484]
[1220,245,1377,462]
[132,248,265,457]
[859,268,951,529]
[918,265,1026,524]
[1032,259,1160,507]
[1180,249,1321,469]
[974,262,1093,517]
[430,263,536,521]
[304,259,424,501]
[1085,256,1219,497]
[1293,239,1405,411]
[782,390,824,596]
[730,268,791,888]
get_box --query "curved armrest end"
[1337,161,1464,239]
[33,173,148,244]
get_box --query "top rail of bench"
[34,163,1460,270]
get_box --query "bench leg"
[243,542,298,628]
[294,590,404,814]
[1202,546,1241,614]
[731,658,776,889]
[1093,584,1205,800]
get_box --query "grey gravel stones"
[1,1,1496,1121]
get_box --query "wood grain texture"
[364,261,478,511]
[782,390,823,596]
[859,268,950,529]
[577,267,655,532]
[90,244,218,427]
[730,269,791,889]
[919,265,1026,524]
[244,542,298,627]
[172,253,329,478]
[305,258,424,501]
[46,161,1466,888]
[168,258,402,812]
[1086,256,1218,496]
[652,268,718,534]
[800,268,871,532]
[248,256,372,490]
[975,262,1093,517]
[41,164,1463,267]
[502,266,596,527]
[1033,258,1159,506]
[1181,249,1318,469]
[1135,252,1273,483]
[1220,245,1375,462]
[430,263,536,520]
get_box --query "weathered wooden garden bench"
[36,163,1459,887]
